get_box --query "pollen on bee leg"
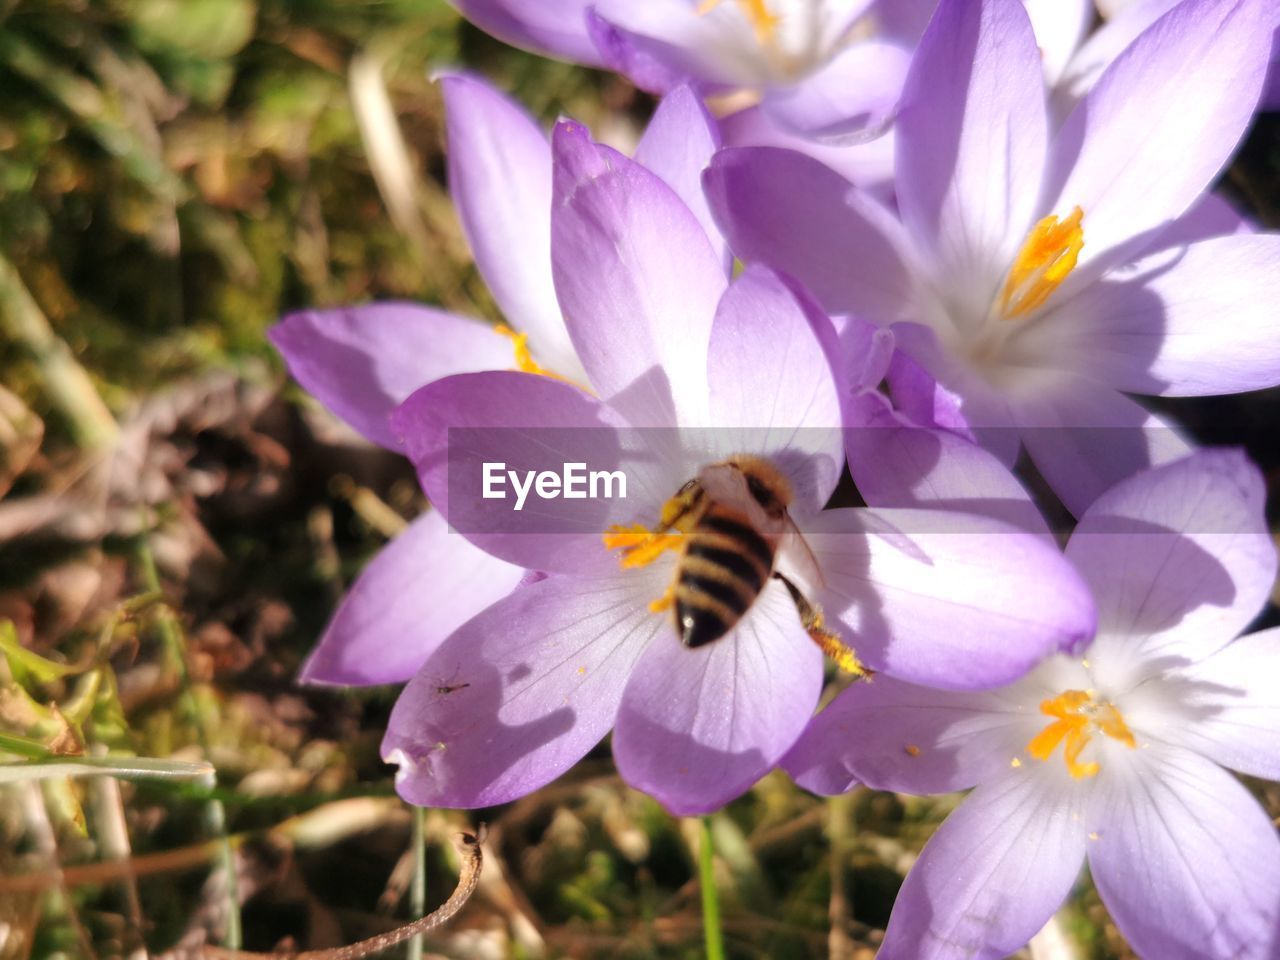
[998,206,1085,320]
[774,572,869,677]
[808,621,870,679]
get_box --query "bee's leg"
[603,484,704,568]
[772,573,871,679]
[658,481,704,530]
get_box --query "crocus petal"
[585,9,690,93]
[612,582,823,815]
[446,0,603,66]
[886,322,1023,467]
[299,510,525,686]
[845,390,1050,535]
[1046,0,1271,276]
[1012,375,1192,516]
[1024,0,1092,84]
[551,121,726,426]
[838,313,896,392]
[760,40,912,143]
[589,0,771,89]
[1266,53,1280,109]
[1166,626,1280,780]
[269,304,511,450]
[878,768,1087,960]
[705,265,845,511]
[441,75,585,382]
[1087,745,1280,960]
[1066,449,1276,670]
[633,85,730,271]
[874,0,937,45]
[883,349,973,437]
[703,146,914,324]
[1035,234,1280,398]
[1050,0,1179,113]
[807,507,1096,690]
[1140,190,1255,253]
[383,568,665,808]
[783,676,1042,796]
[392,371,632,574]
[895,0,1048,278]
[718,106,896,197]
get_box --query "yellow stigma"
[697,0,780,44]
[998,207,1084,320]
[1025,688,1135,779]
[495,323,570,381]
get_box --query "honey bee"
[652,456,866,674]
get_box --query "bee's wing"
[778,514,826,590]
[695,463,772,527]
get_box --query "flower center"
[602,484,701,584]
[697,0,781,44]
[997,207,1084,320]
[494,324,570,381]
[1026,688,1135,779]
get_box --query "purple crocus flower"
[269,77,725,685]
[447,0,913,144]
[443,0,1215,194]
[378,119,1095,814]
[785,449,1280,959]
[706,0,1280,516]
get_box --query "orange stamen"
[602,524,683,569]
[494,323,571,382]
[998,207,1084,319]
[1025,688,1135,779]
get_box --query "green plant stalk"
[408,805,426,960]
[0,252,118,449]
[135,529,241,949]
[700,816,725,960]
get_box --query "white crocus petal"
[878,764,1089,960]
[593,0,873,90]
[1051,0,1180,115]
[1024,0,1092,84]
[1087,744,1280,960]
[1065,450,1275,677]
[1045,0,1271,277]
[1155,626,1280,781]
[760,0,876,78]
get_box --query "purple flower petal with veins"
[785,449,1280,960]
[707,0,1280,516]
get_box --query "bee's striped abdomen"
[674,508,775,648]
